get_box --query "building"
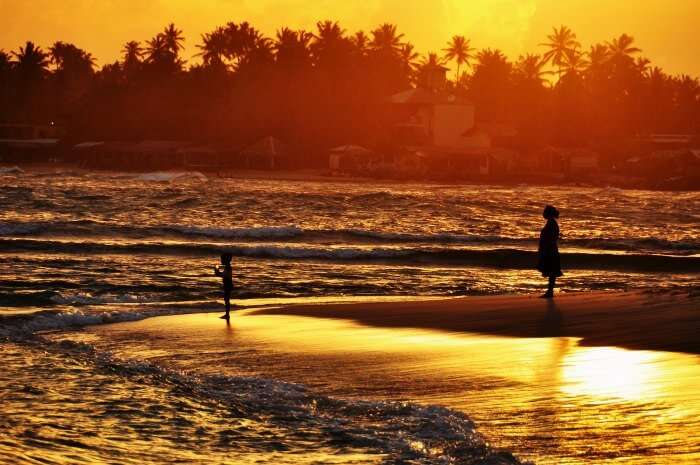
[0,138,61,163]
[388,88,489,151]
[0,123,65,163]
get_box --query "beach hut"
[239,136,286,169]
[0,138,61,163]
[329,145,377,173]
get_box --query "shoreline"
[252,290,700,354]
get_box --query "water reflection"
[74,312,700,465]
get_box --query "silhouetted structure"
[0,22,697,185]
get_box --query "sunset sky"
[1,0,699,76]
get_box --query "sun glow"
[1,0,699,75]
[561,347,661,401]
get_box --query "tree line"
[1,21,698,165]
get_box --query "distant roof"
[389,88,473,106]
[73,141,104,149]
[0,138,60,147]
[329,145,374,156]
[389,88,446,105]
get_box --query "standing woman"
[537,205,562,298]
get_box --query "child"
[537,205,562,298]
[214,253,234,319]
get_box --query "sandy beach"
[253,291,700,354]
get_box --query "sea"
[1,168,699,464]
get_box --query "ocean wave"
[2,219,698,254]
[170,225,304,239]
[2,237,699,272]
[0,306,210,337]
[135,171,208,182]
[0,221,45,235]
[49,291,171,306]
[341,228,511,244]
[0,166,24,175]
[11,334,525,465]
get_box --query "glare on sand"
[117,311,700,406]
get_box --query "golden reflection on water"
[77,311,700,465]
[561,347,660,401]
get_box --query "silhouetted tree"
[443,35,475,79]
[3,21,699,168]
[540,26,581,80]
[469,49,513,122]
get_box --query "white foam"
[135,171,207,182]
[0,221,43,235]
[0,166,24,175]
[172,225,303,239]
[49,292,163,306]
[0,307,208,337]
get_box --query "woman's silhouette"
[537,205,562,298]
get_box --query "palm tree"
[12,41,49,80]
[443,35,475,79]
[313,20,346,48]
[146,34,167,63]
[587,43,610,69]
[274,28,312,68]
[220,21,266,66]
[351,31,370,54]
[311,20,350,67]
[399,43,419,73]
[370,23,404,54]
[562,48,588,79]
[49,41,96,74]
[0,50,13,74]
[197,28,227,66]
[162,23,185,56]
[516,54,551,85]
[540,25,581,79]
[635,57,651,76]
[121,40,144,64]
[606,33,641,63]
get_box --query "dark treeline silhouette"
[1,22,698,167]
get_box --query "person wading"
[214,253,234,319]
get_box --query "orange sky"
[1,0,698,76]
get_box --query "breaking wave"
[2,237,699,272]
[134,171,208,182]
[3,331,526,465]
[1,219,699,255]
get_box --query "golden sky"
[1,0,698,76]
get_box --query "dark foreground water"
[1,168,699,464]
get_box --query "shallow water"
[2,170,699,464]
[0,342,386,465]
[1,171,699,315]
[50,311,700,465]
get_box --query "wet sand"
[252,291,700,354]
[57,305,700,465]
